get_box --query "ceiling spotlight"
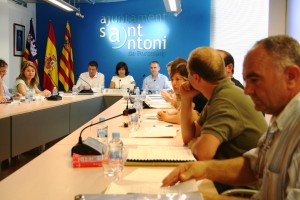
[76,12,84,19]
[163,0,182,16]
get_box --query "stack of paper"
[125,146,196,166]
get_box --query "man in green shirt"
[180,47,267,160]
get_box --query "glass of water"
[13,96,21,104]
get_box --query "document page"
[126,146,196,162]
[129,126,178,138]
[105,168,199,195]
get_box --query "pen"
[153,125,173,127]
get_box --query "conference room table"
[0,95,217,200]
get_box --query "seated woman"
[109,62,135,89]
[157,63,198,124]
[12,61,51,97]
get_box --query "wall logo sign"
[99,13,168,57]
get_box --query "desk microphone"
[119,79,121,89]
[71,108,136,156]
[78,76,94,94]
[46,73,62,101]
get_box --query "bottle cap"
[112,132,120,139]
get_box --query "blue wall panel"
[36,0,210,89]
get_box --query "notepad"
[125,146,196,166]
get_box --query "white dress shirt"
[76,72,105,92]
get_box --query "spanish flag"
[59,21,74,92]
[43,20,58,91]
[23,19,38,70]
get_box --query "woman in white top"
[12,61,51,96]
[109,61,135,89]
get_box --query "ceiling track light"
[76,11,85,18]
[163,0,182,16]
[44,0,80,12]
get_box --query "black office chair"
[221,188,258,198]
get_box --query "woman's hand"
[157,110,168,121]
[41,89,51,97]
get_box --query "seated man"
[75,60,105,92]
[0,59,21,103]
[217,49,244,89]
[179,47,267,193]
[142,61,171,94]
[162,35,300,199]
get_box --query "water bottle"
[96,118,108,155]
[135,87,140,97]
[72,85,77,95]
[52,87,58,96]
[105,132,124,176]
[144,85,149,95]
[141,90,147,101]
[130,113,139,132]
[26,91,34,103]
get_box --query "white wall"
[287,0,300,42]
[269,0,286,35]
[210,0,269,84]
[0,0,35,89]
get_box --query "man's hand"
[161,161,207,187]
[0,96,7,103]
[179,81,199,100]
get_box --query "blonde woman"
[13,61,51,97]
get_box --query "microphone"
[78,76,94,94]
[119,79,121,89]
[71,108,136,156]
[46,73,62,101]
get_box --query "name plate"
[102,88,128,96]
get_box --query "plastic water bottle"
[133,98,143,118]
[130,113,139,132]
[52,87,58,96]
[106,132,124,176]
[72,85,77,95]
[141,90,147,101]
[135,87,140,97]
[144,85,148,95]
[96,118,108,155]
[26,91,34,103]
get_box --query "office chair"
[221,188,258,198]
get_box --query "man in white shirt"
[142,61,171,94]
[75,60,105,92]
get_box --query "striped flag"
[23,19,38,70]
[59,21,74,92]
[43,20,58,91]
